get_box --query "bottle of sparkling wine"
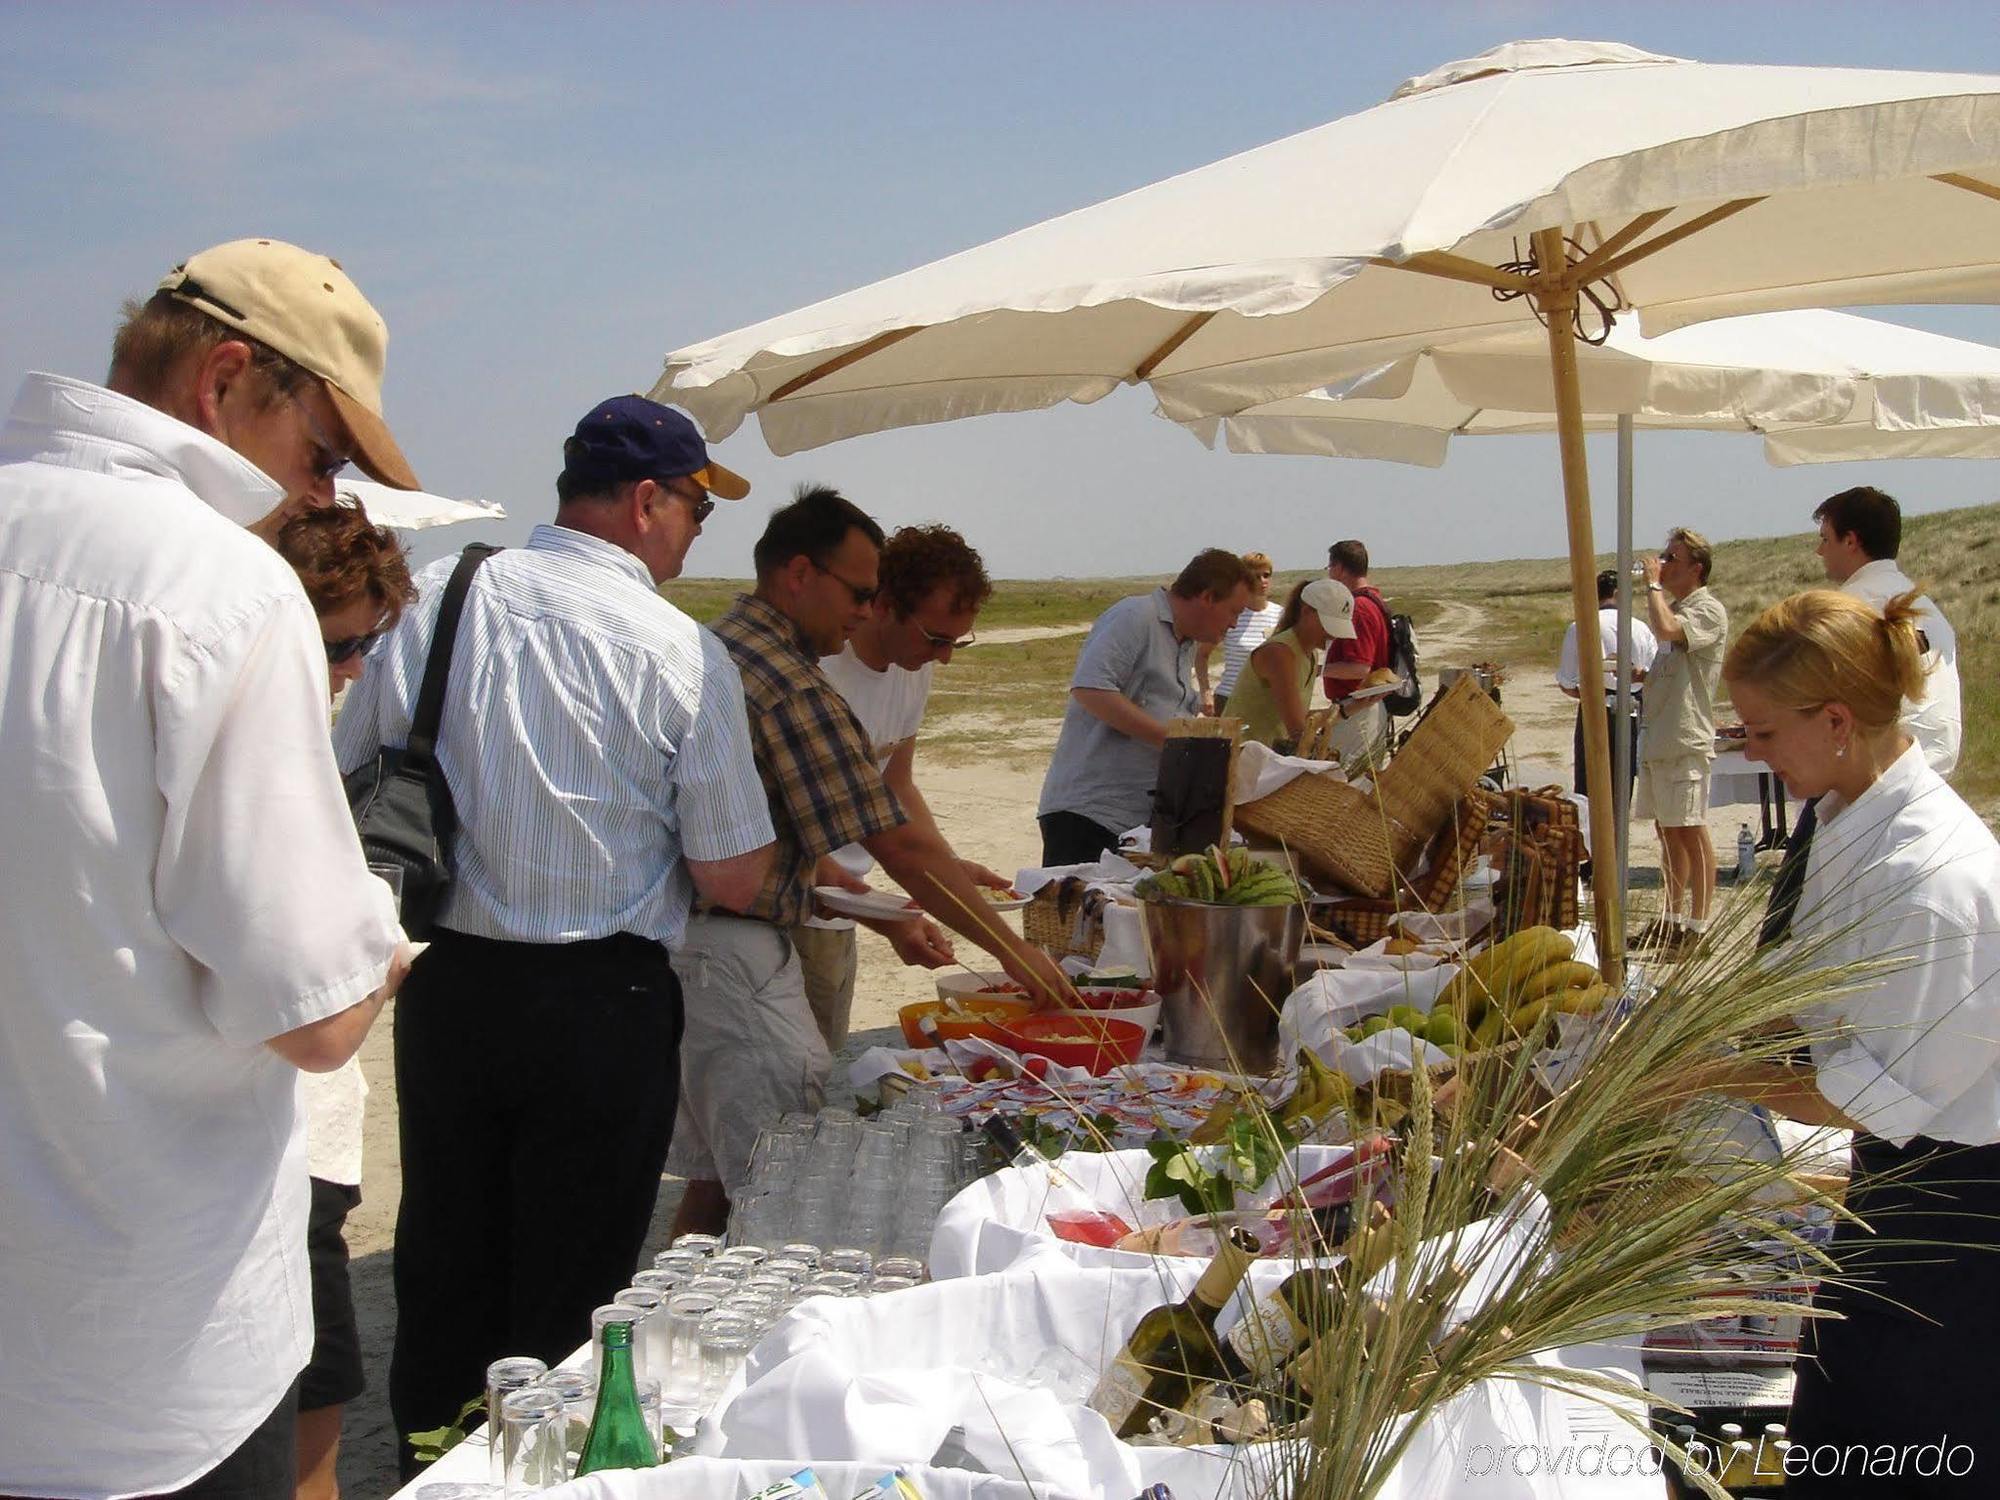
[574,1316,659,1474]
[1089,1227,1261,1439]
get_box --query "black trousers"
[1038,810,1121,867]
[1787,1132,2000,1495]
[388,928,683,1472]
[1572,700,1642,799]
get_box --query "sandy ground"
[338,599,1765,1494]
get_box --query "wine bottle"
[1088,1227,1261,1439]
[1222,1265,1339,1386]
[574,1316,659,1474]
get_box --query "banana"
[1553,981,1614,1015]
[1508,997,1551,1033]
[1511,959,1601,1004]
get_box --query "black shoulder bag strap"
[404,543,500,769]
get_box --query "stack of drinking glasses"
[485,1321,670,1495]
[727,1093,972,1267]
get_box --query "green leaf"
[406,1394,488,1464]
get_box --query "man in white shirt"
[0,240,415,1500]
[333,396,774,1467]
[801,524,1012,1050]
[1556,569,1659,798]
[1813,485,1961,777]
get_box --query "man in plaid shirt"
[668,485,1073,1234]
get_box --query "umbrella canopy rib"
[769,327,924,403]
[1939,172,2000,204]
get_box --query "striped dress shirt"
[333,524,772,948]
[710,594,907,928]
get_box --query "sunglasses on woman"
[324,631,384,666]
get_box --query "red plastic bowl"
[997,1013,1147,1075]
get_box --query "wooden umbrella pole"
[1531,228,1625,982]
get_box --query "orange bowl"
[899,996,1036,1049]
[996,1013,1147,1074]
[1068,986,1158,1013]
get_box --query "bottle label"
[1226,1297,1305,1381]
[1087,1350,1152,1430]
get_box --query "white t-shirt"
[1556,607,1659,698]
[1840,558,1961,777]
[1216,600,1285,697]
[0,375,403,1498]
[805,645,936,926]
[1795,744,2000,1147]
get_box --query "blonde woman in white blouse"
[1712,588,2000,1495]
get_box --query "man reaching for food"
[799,523,1017,1052]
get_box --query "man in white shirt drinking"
[1813,484,1962,778]
[0,239,416,1500]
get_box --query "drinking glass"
[695,1255,750,1285]
[633,1376,665,1460]
[537,1369,594,1472]
[870,1274,921,1295]
[485,1356,550,1487]
[874,1255,925,1282]
[671,1232,724,1258]
[763,1255,814,1285]
[824,1247,874,1278]
[629,1268,679,1297]
[807,1270,865,1298]
[368,861,406,910]
[660,1291,721,1403]
[697,1312,760,1406]
[741,1272,796,1301]
[652,1247,706,1278]
[683,1273,738,1300]
[615,1286,668,1382]
[498,1387,566,1494]
[716,1244,770,1269]
[777,1243,823,1270]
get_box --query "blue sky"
[4,2,1996,578]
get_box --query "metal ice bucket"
[1139,900,1306,1073]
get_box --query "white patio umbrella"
[651,38,2000,971]
[1176,309,2000,467]
[336,477,507,532]
[1170,306,2000,896]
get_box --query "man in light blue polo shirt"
[1037,549,1253,864]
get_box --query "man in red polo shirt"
[1323,538,1392,763]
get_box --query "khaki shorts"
[1634,753,1711,829]
[666,914,830,1194]
[790,921,859,1053]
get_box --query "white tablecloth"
[1708,749,1774,810]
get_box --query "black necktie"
[1758,796,1819,949]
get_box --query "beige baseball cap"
[158,238,419,490]
[1300,577,1359,639]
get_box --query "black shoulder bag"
[343,543,498,938]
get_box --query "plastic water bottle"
[1736,823,1756,883]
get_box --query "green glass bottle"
[574,1317,660,1474]
[1088,1227,1261,1439]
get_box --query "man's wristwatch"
[1647,582,1664,593]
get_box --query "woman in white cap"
[1225,577,1358,750]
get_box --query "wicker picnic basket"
[1490,785,1584,934]
[1309,787,1497,946]
[1237,677,1512,899]
[1024,882,1107,962]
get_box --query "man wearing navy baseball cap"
[335,395,776,1467]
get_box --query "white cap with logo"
[1300,577,1359,639]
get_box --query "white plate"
[977,891,1033,913]
[812,885,925,922]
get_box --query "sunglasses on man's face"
[292,395,352,482]
[324,631,384,666]
[914,620,977,651]
[662,483,716,525]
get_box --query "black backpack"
[1358,587,1423,717]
